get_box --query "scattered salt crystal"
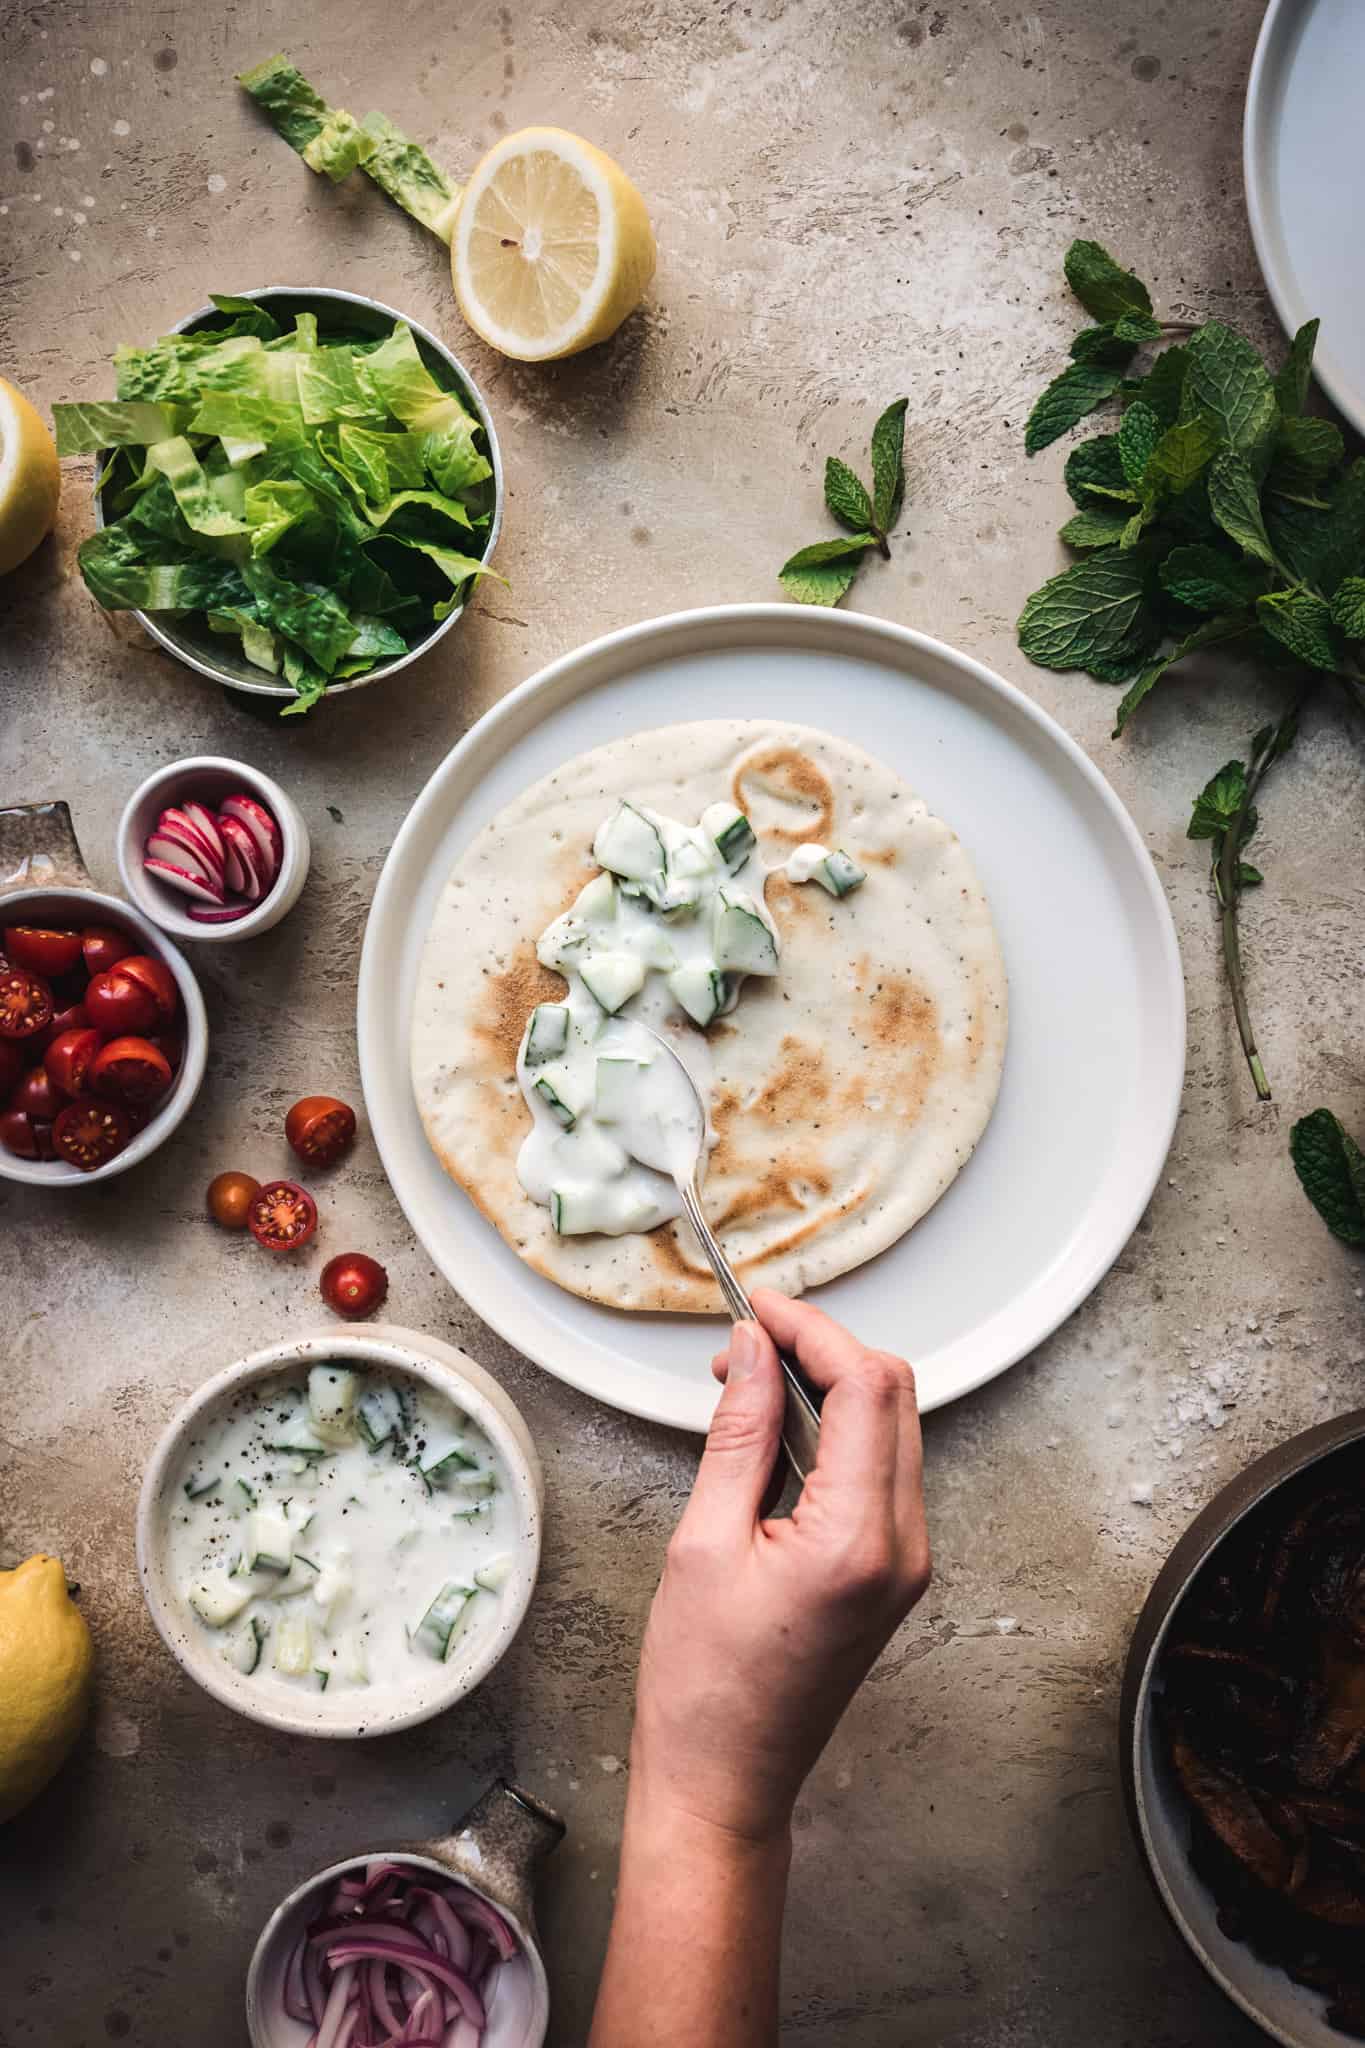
[67,247,81,261]
[1105,1403,1125,1428]
[112,118,130,136]
[41,118,54,133]
[994,1617,1019,1635]
[596,1754,623,1775]
[81,194,95,207]
[1129,1481,1154,1506]
[1245,1318,1260,1332]
[206,172,226,194]
[90,57,108,76]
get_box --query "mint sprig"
[1290,1108,1365,1245]
[780,400,907,607]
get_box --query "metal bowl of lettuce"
[80,286,502,711]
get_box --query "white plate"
[357,606,1184,1434]
[1245,0,1365,437]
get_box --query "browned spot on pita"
[763,871,815,925]
[861,844,898,866]
[474,950,564,1077]
[735,1184,870,1273]
[733,745,835,844]
[871,974,938,1052]
[712,1154,833,1230]
[843,1073,868,1111]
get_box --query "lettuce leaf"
[53,400,185,453]
[78,524,251,612]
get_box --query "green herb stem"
[1214,702,1303,1102]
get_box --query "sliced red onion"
[217,815,266,902]
[143,857,227,906]
[219,792,281,880]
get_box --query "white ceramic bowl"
[118,756,310,943]
[136,1325,544,1738]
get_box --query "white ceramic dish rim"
[135,1326,544,1738]
[116,753,310,942]
[0,884,208,1186]
[91,284,504,699]
[356,602,1186,1433]
[1244,0,1365,439]
[246,1846,549,2048]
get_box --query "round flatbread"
[412,719,1007,1312]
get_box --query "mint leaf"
[1274,414,1343,481]
[1187,758,1249,841]
[1256,589,1341,671]
[1183,321,1278,460]
[824,456,873,534]
[1208,451,1278,567]
[1119,400,1163,487]
[1289,1108,1365,1245]
[1025,365,1124,455]
[1144,414,1220,499]
[1237,863,1263,887]
[780,558,861,607]
[870,399,908,531]
[1112,615,1249,735]
[1070,324,1135,367]
[1131,344,1190,429]
[1274,319,1320,418]
[1159,544,1263,614]
[1017,549,1156,675]
[1115,311,1162,343]
[1330,576,1365,638]
[1064,434,1136,506]
[1311,458,1365,595]
[780,535,878,569]
[1059,506,1130,549]
[1063,240,1153,324]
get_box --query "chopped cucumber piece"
[244,1508,293,1575]
[274,1554,321,1599]
[422,1441,479,1485]
[812,848,866,897]
[592,801,665,881]
[670,838,715,880]
[413,1581,475,1660]
[343,1633,370,1685]
[622,873,702,918]
[637,926,679,972]
[189,1573,253,1627]
[184,1474,220,1501]
[580,950,646,1014]
[702,801,756,870]
[668,960,729,1027]
[307,1366,360,1445]
[474,1554,515,1594]
[356,1384,403,1449]
[221,1616,267,1675]
[532,1075,576,1129]
[525,1003,570,1067]
[712,887,779,975]
[274,1614,313,1676]
[234,1480,257,1511]
[456,1469,498,1499]
[263,1426,327,1461]
[312,1563,351,1630]
[550,1183,663,1235]
[595,1055,651,1123]
[536,914,590,969]
[573,872,618,920]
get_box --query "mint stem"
[875,530,891,561]
[1214,701,1303,1102]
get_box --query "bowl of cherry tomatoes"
[0,876,207,1185]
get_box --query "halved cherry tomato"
[45,1026,104,1099]
[1,1108,40,1158]
[0,1040,24,1096]
[32,1118,56,1160]
[11,1064,62,1121]
[247,1179,318,1251]
[148,1030,183,1072]
[207,1170,261,1230]
[82,926,135,977]
[3,926,82,978]
[285,1095,357,1168]
[51,1000,90,1038]
[84,968,159,1037]
[91,1035,173,1106]
[115,954,178,1022]
[320,1252,388,1320]
[0,969,54,1042]
[53,1095,132,1171]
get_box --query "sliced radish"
[218,816,265,902]
[181,800,227,867]
[146,831,212,882]
[187,900,251,924]
[158,807,226,884]
[144,857,228,906]
[219,831,248,896]
[218,795,281,883]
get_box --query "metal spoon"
[637,1025,823,1486]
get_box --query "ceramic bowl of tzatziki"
[136,1326,543,1737]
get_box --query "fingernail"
[728,1321,761,1382]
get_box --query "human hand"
[631,1289,931,1847]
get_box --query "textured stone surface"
[1,2,1361,2043]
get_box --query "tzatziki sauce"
[514,799,866,1237]
[168,1365,518,1706]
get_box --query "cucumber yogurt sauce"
[516,797,865,1237]
[169,1364,517,1703]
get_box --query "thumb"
[682,1321,784,1540]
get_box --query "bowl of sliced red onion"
[118,754,310,942]
[246,1780,562,2048]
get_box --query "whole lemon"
[0,1556,93,1825]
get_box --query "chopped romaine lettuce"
[52,300,498,712]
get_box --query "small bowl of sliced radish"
[118,756,310,943]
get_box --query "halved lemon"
[452,127,656,363]
[0,375,60,576]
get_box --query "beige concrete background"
[2,0,1362,2041]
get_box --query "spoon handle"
[677,1177,823,1484]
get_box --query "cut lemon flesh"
[452,127,655,362]
[0,375,60,576]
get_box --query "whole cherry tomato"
[84,968,159,1037]
[0,969,54,1043]
[0,1108,53,1160]
[50,1000,90,1038]
[285,1095,357,1168]
[81,926,135,977]
[319,1252,389,1320]
[91,1035,173,1105]
[3,926,82,978]
[115,954,178,1023]
[10,1064,62,1121]
[52,1096,132,1171]
[207,1170,261,1230]
[45,1026,103,1099]
[0,1040,25,1096]
[246,1180,318,1251]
